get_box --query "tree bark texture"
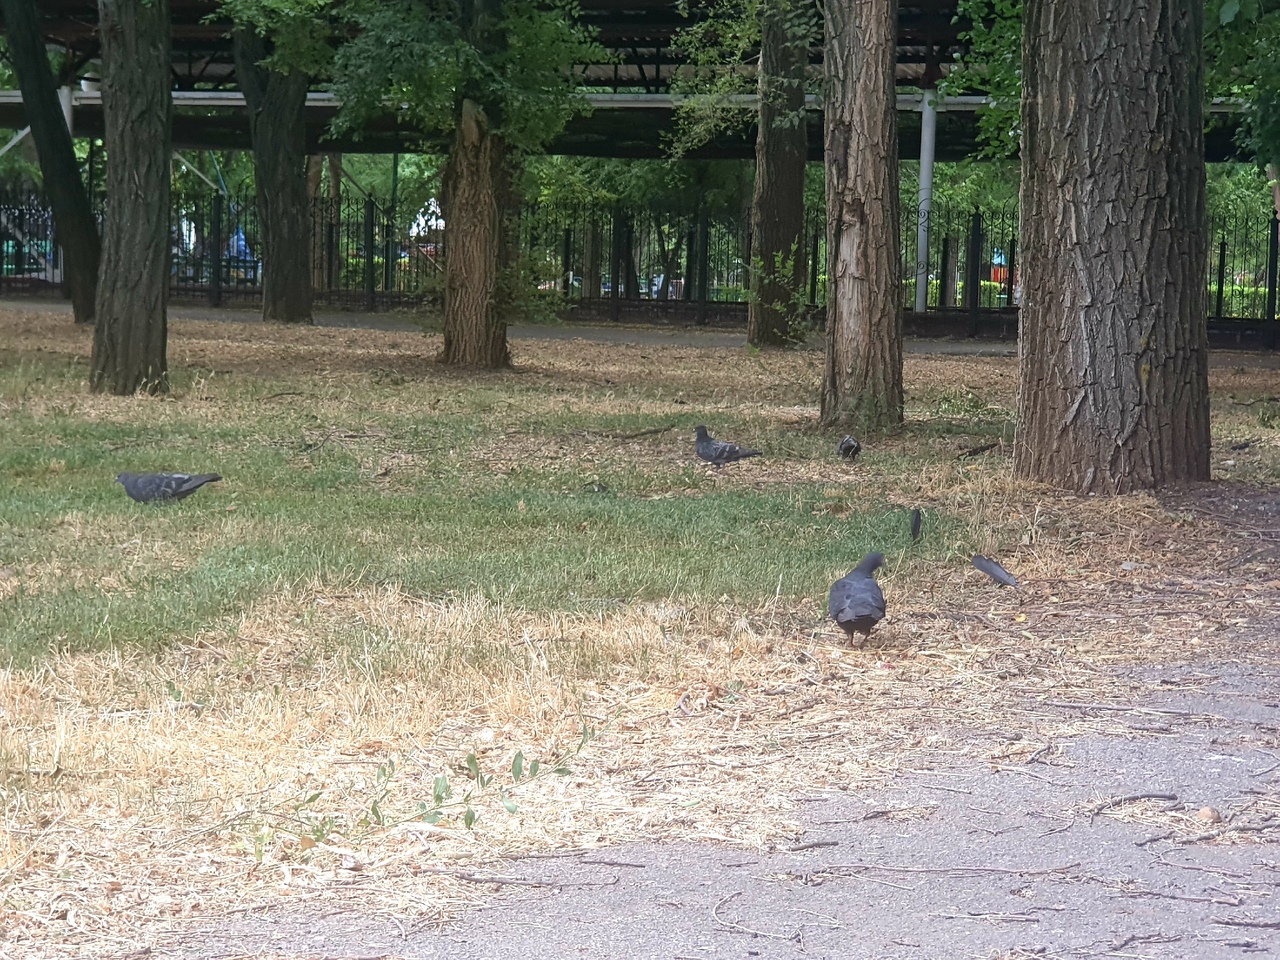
[90,0,171,395]
[2,0,101,325]
[233,27,313,324]
[1015,0,1209,493]
[748,0,807,346]
[820,0,902,429]
[440,99,512,368]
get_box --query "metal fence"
[0,187,1277,323]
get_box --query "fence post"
[610,205,622,322]
[683,223,695,301]
[209,196,222,307]
[363,197,376,310]
[938,235,952,308]
[966,207,982,336]
[1215,236,1227,321]
[383,204,396,294]
[1005,236,1016,308]
[809,225,821,306]
[561,226,573,297]
[1266,214,1278,324]
[695,208,710,326]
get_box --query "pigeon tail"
[972,554,1020,588]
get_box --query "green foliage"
[1207,0,1280,166]
[216,0,335,76]
[328,0,608,153]
[668,0,820,155]
[526,156,754,216]
[940,0,1022,159]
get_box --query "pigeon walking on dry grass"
[909,508,923,543]
[828,552,886,639]
[694,425,761,467]
[972,554,1019,588]
[837,436,862,461]
[117,472,222,503]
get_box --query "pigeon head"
[853,552,886,577]
[694,425,710,441]
[115,472,133,486]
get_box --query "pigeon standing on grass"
[909,508,923,543]
[828,552,887,639]
[972,554,1020,588]
[694,426,761,467]
[837,436,862,461]
[117,472,222,503]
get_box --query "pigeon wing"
[972,555,1019,588]
[828,574,885,631]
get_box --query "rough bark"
[748,0,808,346]
[440,99,512,368]
[1014,0,1209,493]
[90,0,170,395]
[820,0,902,429]
[233,27,313,324]
[2,0,100,324]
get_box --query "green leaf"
[511,750,525,781]
[528,759,540,779]
[465,752,481,780]
[553,765,572,776]
[433,774,451,805]
[501,792,518,814]
[463,806,478,829]
[1220,0,1241,24]
[421,810,442,825]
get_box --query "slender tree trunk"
[2,0,100,324]
[233,27,312,324]
[820,0,902,429]
[90,0,170,395]
[1015,0,1209,493]
[440,98,511,367]
[748,0,808,346]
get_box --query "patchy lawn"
[0,305,1277,956]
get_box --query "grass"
[0,304,1278,955]
[0,325,995,663]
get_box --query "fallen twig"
[712,891,799,941]
[1211,916,1280,930]
[821,860,1078,878]
[956,441,1000,460]
[1090,792,1179,817]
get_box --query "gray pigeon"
[909,508,923,543]
[828,552,887,639]
[972,554,1019,588]
[117,472,222,503]
[837,436,862,461]
[694,425,761,466]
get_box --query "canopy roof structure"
[4,0,1246,160]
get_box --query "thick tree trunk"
[748,0,807,347]
[90,0,170,395]
[440,99,512,367]
[2,0,101,324]
[233,27,313,324]
[1015,0,1209,493]
[820,0,902,429]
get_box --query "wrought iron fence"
[0,186,1276,323]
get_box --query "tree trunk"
[440,98,512,367]
[233,27,313,324]
[307,155,325,289]
[748,0,807,347]
[820,0,903,430]
[90,0,170,395]
[1014,0,1209,493]
[2,0,101,325]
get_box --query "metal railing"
[0,188,1276,324]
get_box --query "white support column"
[59,86,74,136]
[913,90,938,314]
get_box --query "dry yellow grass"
[0,306,1278,957]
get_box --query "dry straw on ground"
[0,307,1278,957]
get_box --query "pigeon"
[972,554,1020,588]
[909,508,923,543]
[837,436,861,461]
[828,552,887,639]
[694,425,761,466]
[117,472,222,503]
